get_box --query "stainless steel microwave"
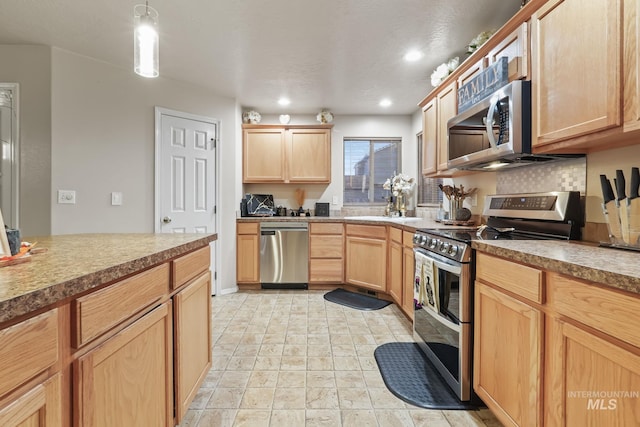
[447,80,539,170]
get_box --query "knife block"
[602,203,640,250]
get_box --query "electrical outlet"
[111,192,123,206]
[470,193,478,207]
[58,190,76,204]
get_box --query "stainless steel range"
[412,191,583,402]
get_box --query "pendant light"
[134,1,159,78]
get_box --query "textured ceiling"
[0,0,521,115]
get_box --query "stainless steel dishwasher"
[260,222,309,289]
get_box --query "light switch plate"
[332,195,339,205]
[111,192,123,206]
[58,190,76,204]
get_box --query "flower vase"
[396,194,405,216]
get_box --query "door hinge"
[210,138,217,149]
[214,271,217,280]
[213,205,217,214]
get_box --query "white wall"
[246,114,416,211]
[0,45,52,236]
[50,48,239,293]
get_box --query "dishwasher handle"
[261,230,277,236]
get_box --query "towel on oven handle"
[415,251,439,314]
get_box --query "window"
[343,138,401,205]
[416,133,443,205]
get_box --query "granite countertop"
[239,216,640,295]
[237,215,458,230]
[472,240,640,295]
[0,233,217,324]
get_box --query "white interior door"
[155,108,218,293]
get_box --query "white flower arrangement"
[317,110,334,124]
[430,57,459,88]
[383,172,414,197]
[466,30,495,55]
[242,110,261,124]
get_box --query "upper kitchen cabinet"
[243,124,332,183]
[487,22,529,81]
[421,81,457,178]
[531,0,622,151]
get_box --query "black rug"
[374,342,478,410]
[323,288,391,311]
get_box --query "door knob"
[162,216,172,224]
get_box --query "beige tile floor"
[178,290,503,427]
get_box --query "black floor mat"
[374,342,479,410]
[323,288,391,311]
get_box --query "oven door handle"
[413,248,462,276]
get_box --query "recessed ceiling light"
[404,50,423,62]
[278,97,290,106]
[379,99,392,107]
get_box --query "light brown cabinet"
[475,251,640,427]
[0,310,61,427]
[531,0,621,149]
[173,271,212,424]
[309,222,344,283]
[237,222,260,284]
[401,231,415,320]
[74,302,173,427]
[437,81,457,174]
[474,282,543,427]
[545,272,640,426]
[345,224,387,292]
[421,80,457,178]
[243,125,332,184]
[487,22,528,81]
[421,99,437,176]
[388,227,403,303]
[0,374,62,427]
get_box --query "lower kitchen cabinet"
[309,222,344,283]
[345,224,387,292]
[388,227,403,303]
[0,374,62,427]
[401,231,415,320]
[173,272,212,424]
[74,302,173,427]
[545,272,640,426]
[474,281,543,427]
[237,222,260,284]
[475,251,640,426]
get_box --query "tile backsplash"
[496,157,586,194]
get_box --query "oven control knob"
[448,245,458,256]
[413,234,419,244]
[440,242,449,252]
[420,235,428,245]
[429,238,437,249]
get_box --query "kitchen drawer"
[309,259,343,282]
[403,230,414,247]
[172,246,210,289]
[476,252,544,304]
[346,224,387,240]
[310,235,343,258]
[0,309,58,397]
[548,272,640,349]
[72,263,170,347]
[237,222,259,234]
[310,222,343,235]
[389,226,402,244]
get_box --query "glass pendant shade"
[134,3,159,78]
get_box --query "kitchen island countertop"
[0,233,216,324]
